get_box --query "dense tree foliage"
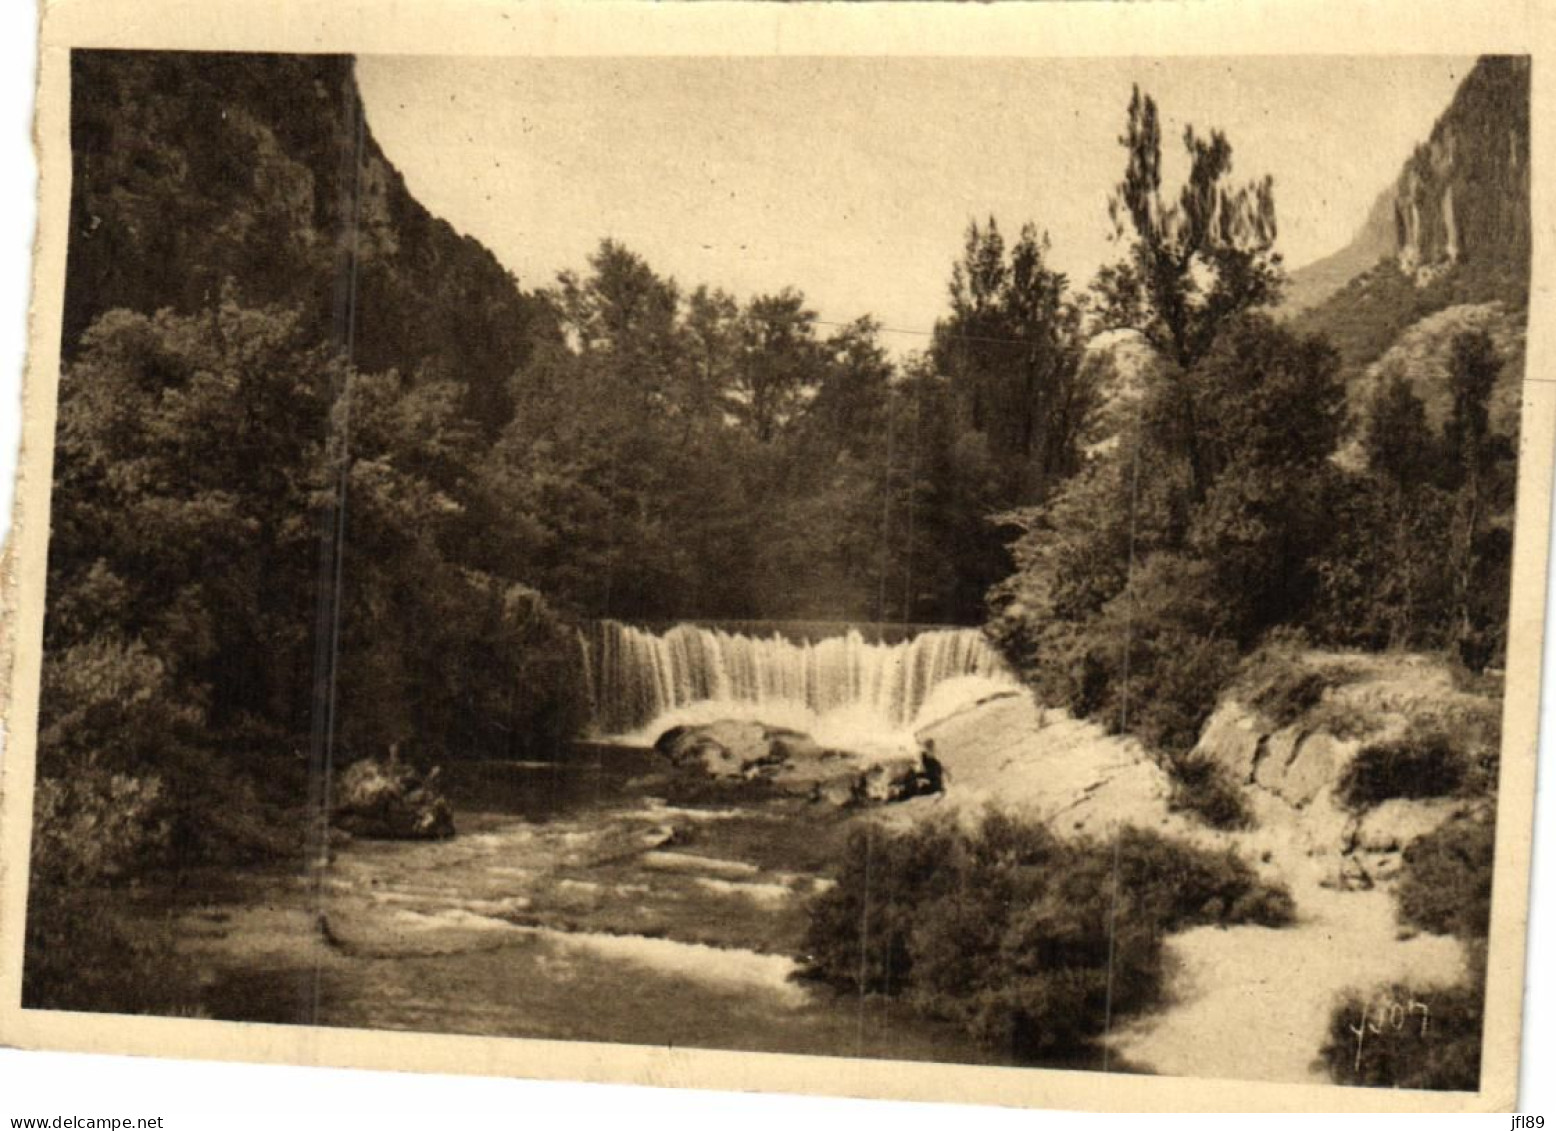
[38,299,587,865]
[1314,329,1516,665]
[923,220,1098,610]
[64,52,548,430]
[989,85,1521,773]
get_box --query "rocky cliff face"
[1391,56,1530,285]
[63,51,546,429]
[1284,56,1529,315]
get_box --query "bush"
[1320,975,1484,1090]
[1397,815,1496,939]
[1077,556,1243,756]
[1338,727,1468,810]
[1126,629,1241,756]
[802,814,1293,1059]
[24,767,201,1016]
[801,818,963,996]
[30,770,170,885]
[1164,751,1253,830]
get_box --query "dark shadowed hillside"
[63,51,548,429]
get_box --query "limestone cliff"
[1284,56,1529,316]
[1390,56,1530,286]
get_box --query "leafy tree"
[993,316,1343,741]
[1312,330,1514,664]
[728,289,825,443]
[1094,86,1285,504]
[1443,331,1513,667]
[1096,86,1284,369]
[932,219,1092,506]
[1178,317,1345,628]
[46,300,337,737]
[1366,374,1441,490]
[39,295,590,871]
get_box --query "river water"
[133,623,1053,1066]
[158,750,1013,1066]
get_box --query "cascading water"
[581,621,1019,753]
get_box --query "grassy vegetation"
[802,812,1293,1059]
[1164,751,1253,830]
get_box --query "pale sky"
[356,55,1472,351]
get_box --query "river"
[135,624,1050,1067]
[148,753,1010,1063]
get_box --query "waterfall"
[583,620,1018,750]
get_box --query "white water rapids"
[581,621,1019,754]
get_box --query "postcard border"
[2,0,1551,1113]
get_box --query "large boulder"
[333,755,455,840]
[654,720,943,807]
[655,720,812,779]
[1351,797,1460,853]
[1197,703,1264,782]
[1280,732,1352,807]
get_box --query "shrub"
[802,814,1293,1059]
[30,770,170,885]
[24,767,201,1016]
[1337,727,1468,810]
[1110,825,1296,928]
[1126,629,1241,756]
[1320,962,1485,1091]
[1164,751,1253,830]
[1080,556,1243,755]
[801,818,963,996]
[1397,815,1496,939]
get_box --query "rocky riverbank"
[892,652,1491,1083]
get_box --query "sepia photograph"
[0,0,1550,1116]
